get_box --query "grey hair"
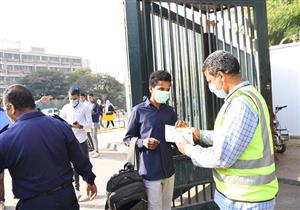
[202,50,240,76]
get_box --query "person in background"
[176,51,278,210]
[80,93,89,107]
[60,85,93,202]
[105,100,115,128]
[80,93,96,157]
[0,85,97,210]
[35,95,53,111]
[123,71,177,210]
[96,99,105,128]
[88,94,100,158]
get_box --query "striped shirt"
[185,81,275,209]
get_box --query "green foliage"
[68,68,126,108]
[19,70,69,99]
[267,0,300,45]
[20,68,126,108]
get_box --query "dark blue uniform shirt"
[91,102,101,123]
[123,99,177,181]
[0,111,96,200]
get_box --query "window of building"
[73,58,81,63]
[36,66,48,71]
[7,65,13,70]
[42,56,49,61]
[49,57,59,62]
[22,54,33,60]
[4,53,20,60]
[32,55,40,61]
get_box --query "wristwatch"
[79,125,83,129]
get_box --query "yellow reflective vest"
[213,85,278,202]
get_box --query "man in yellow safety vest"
[176,50,278,210]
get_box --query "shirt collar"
[144,99,151,107]
[224,81,250,101]
[144,98,167,109]
[16,111,45,123]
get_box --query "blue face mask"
[208,81,227,99]
[69,99,79,107]
[154,90,170,104]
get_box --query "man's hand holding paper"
[165,124,194,145]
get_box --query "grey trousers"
[91,123,99,152]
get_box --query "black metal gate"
[124,0,272,209]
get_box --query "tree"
[68,68,126,108]
[20,70,69,100]
[20,68,126,108]
[267,0,300,45]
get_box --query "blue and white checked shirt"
[185,81,276,210]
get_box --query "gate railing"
[124,0,272,129]
[124,0,271,209]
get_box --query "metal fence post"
[253,0,273,111]
[124,0,144,107]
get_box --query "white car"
[41,108,59,116]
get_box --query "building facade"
[0,47,83,96]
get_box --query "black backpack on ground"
[105,138,147,210]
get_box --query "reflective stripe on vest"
[230,89,274,169]
[213,168,276,185]
[214,86,275,186]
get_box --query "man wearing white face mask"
[176,51,278,210]
[60,85,93,202]
[124,70,177,210]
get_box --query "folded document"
[165,125,194,145]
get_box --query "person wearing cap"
[176,51,278,209]
[0,84,97,210]
[60,85,94,202]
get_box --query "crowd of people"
[0,51,278,210]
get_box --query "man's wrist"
[87,181,95,185]
[79,125,84,129]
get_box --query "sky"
[0,0,127,82]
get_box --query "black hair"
[149,70,172,87]
[3,84,35,111]
[80,93,86,97]
[202,50,240,76]
[88,93,94,97]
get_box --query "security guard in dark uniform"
[0,84,97,210]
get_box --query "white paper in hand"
[165,125,194,145]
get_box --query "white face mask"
[69,99,79,107]
[154,90,170,104]
[208,78,227,99]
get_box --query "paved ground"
[274,139,300,210]
[3,128,300,209]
